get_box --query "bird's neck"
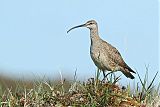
[90,28,100,44]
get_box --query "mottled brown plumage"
[67,20,135,79]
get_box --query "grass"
[0,67,159,107]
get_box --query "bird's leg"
[102,71,107,82]
[103,71,106,78]
[102,71,113,82]
[105,71,112,78]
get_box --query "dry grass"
[0,68,159,107]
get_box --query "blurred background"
[0,0,159,85]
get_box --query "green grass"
[0,68,159,107]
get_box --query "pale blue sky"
[0,0,159,83]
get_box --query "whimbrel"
[67,20,135,79]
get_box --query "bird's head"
[67,20,98,33]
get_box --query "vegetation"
[0,68,159,107]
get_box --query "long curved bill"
[67,24,85,33]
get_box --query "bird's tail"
[122,68,135,79]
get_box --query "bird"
[67,20,136,79]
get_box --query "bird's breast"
[90,44,114,71]
[90,46,107,70]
